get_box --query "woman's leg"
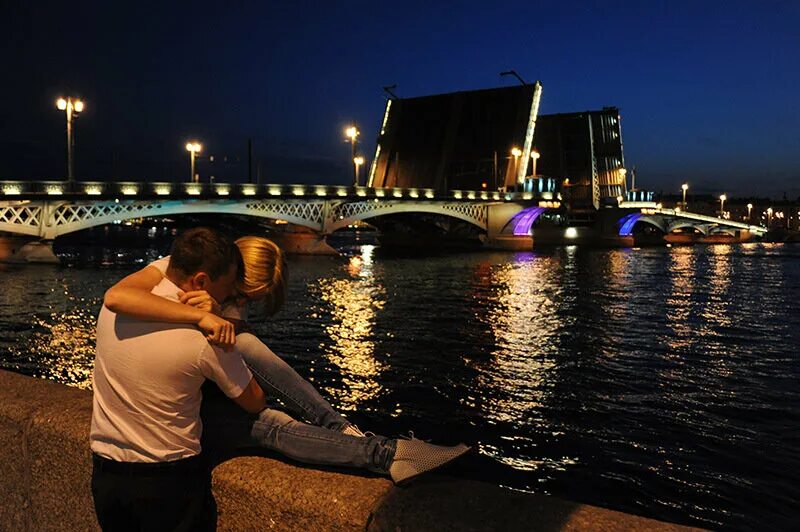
[236,333,351,431]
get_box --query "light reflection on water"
[1,242,799,530]
[313,245,388,411]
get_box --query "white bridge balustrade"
[0,180,768,262]
[0,181,552,250]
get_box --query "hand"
[179,290,222,315]
[197,313,236,348]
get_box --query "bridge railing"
[0,181,557,203]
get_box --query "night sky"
[2,0,798,197]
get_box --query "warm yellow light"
[186,142,202,153]
[767,207,773,214]
[720,194,727,201]
[747,203,753,209]
[616,195,623,203]
[619,168,627,176]
[345,126,359,140]
[353,156,365,165]
[681,183,688,191]
[73,100,84,113]
[510,147,522,157]
[530,150,540,159]
[56,98,67,110]
[565,227,578,239]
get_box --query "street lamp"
[511,147,522,187]
[55,96,85,183]
[681,183,689,210]
[185,142,202,183]
[719,194,727,217]
[747,203,753,222]
[530,150,540,177]
[353,156,365,186]
[767,207,773,227]
[345,125,359,184]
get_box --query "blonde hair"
[235,236,287,317]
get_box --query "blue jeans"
[200,334,396,473]
[236,333,349,431]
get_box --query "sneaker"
[342,424,366,437]
[388,438,471,484]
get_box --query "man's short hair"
[168,227,242,280]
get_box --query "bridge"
[0,180,767,262]
[616,202,767,238]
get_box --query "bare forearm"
[105,288,204,324]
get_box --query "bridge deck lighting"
[425,190,435,199]
[84,186,102,195]
[242,186,256,196]
[268,186,281,196]
[121,186,138,196]
[155,186,171,195]
[216,187,230,196]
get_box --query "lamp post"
[345,126,359,184]
[747,203,753,222]
[511,147,522,189]
[185,142,202,182]
[530,150,540,177]
[353,156,364,186]
[767,207,773,227]
[56,97,85,183]
[719,194,727,218]
[681,183,689,210]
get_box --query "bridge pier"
[484,203,533,250]
[0,236,60,264]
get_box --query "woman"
[104,235,364,437]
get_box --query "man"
[90,227,264,531]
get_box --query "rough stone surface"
[213,456,392,531]
[0,369,703,531]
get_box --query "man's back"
[90,277,251,463]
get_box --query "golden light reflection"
[471,254,563,471]
[666,247,696,352]
[316,245,387,410]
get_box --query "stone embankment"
[0,369,700,531]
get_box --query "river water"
[1,233,798,530]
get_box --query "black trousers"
[91,454,217,532]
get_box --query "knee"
[251,408,296,443]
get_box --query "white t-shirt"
[90,276,253,463]
[149,256,247,321]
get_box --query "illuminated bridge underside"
[0,199,491,239]
[617,208,767,237]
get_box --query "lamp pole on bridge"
[718,194,727,218]
[747,203,753,222]
[353,156,365,185]
[345,126,360,186]
[681,183,689,210]
[511,147,522,190]
[56,97,85,183]
[186,142,202,183]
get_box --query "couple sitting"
[90,227,469,531]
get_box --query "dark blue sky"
[1,0,798,196]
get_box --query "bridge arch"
[666,220,709,235]
[325,201,488,233]
[0,199,328,239]
[617,213,667,236]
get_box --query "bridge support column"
[484,203,532,251]
[0,236,60,264]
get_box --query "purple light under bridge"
[510,206,546,236]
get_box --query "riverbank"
[0,370,699,531]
